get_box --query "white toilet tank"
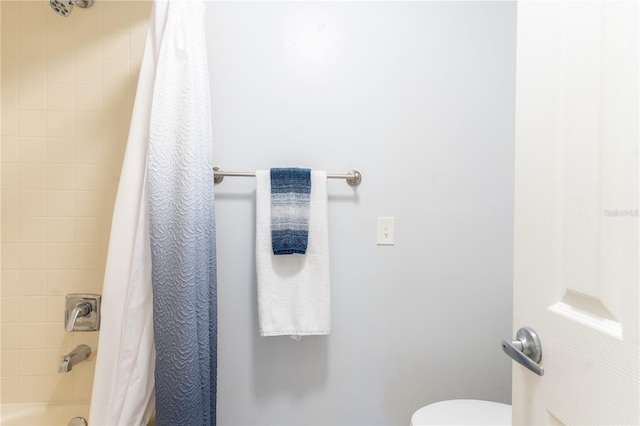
[411,399,511,425]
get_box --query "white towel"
[256,170,331,337]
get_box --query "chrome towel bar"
[213,167,362,186]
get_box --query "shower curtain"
[89,0,217,424]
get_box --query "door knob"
[502,326,544,376]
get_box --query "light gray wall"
[206,2,516,424]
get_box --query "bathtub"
[0,403,89,425]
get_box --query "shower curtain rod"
[213,167,362,186]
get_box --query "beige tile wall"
[1,0,151,403]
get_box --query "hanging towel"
[270,167,311,255]
[256,170,331,337]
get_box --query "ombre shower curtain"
[90,0,217,424]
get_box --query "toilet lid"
[411,399,511,425]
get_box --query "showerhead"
[50,0,93,17]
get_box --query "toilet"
[411,399,511,425]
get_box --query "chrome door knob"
[502,326,544,376]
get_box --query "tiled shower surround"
[1,0,151,403]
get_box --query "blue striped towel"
[270,168,311,255]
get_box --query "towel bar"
[213,167,362,186]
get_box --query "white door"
[511,1,639,424]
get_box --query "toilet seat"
[411,399,511,425]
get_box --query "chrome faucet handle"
[65,302,92,332]
[64,294,101,332]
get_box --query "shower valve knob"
[64,294,101,332]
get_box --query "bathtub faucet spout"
[58,344,91,373]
